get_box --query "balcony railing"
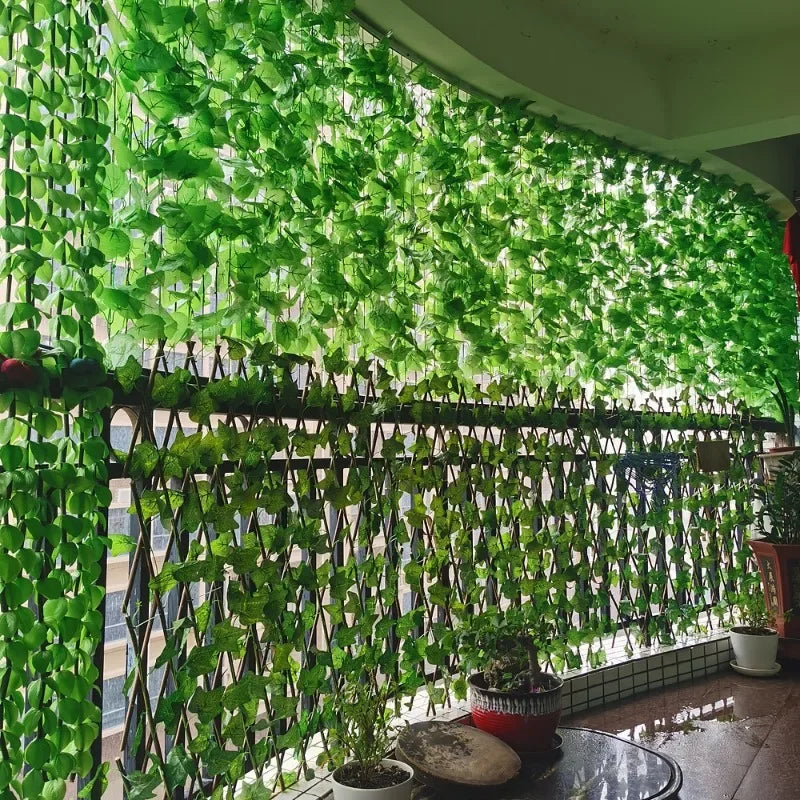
[95,358,775,799]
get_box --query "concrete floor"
[566,666,800,800]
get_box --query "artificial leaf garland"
[102,0,797,408]
[1,0,112,796]
[0,0,796,797]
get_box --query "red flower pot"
[749,539,800,639]
[468,673,563,752]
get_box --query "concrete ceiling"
[354,0,800,217]
[545,0,800,54]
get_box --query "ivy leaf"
[99,229,132,259]
[109,534,137,557]
[105,333,141,369]
[164,746,194,792]
[123,767,161,800]
[275,320,298,349]
[140,90,184,123]
[134,315,167,340]
[110,135,138,169]
[116,356,142,393]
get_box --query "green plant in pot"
[750,450,800,639]
[456,605,563,753]
[729,586,778,675]
[757,377,799,481]
[327,680,414,800]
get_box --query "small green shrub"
[735,587,775,633]
[456,606,558,693]
[755,451,800,544]
[326,681,399,784]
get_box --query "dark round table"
[409,726,682,800]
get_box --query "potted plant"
[750,450,800,638]
[757,377,799,482]
[328,680,414,800]
[729,587,778,672]
[456,606,563,753]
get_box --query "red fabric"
[783,213,800,310]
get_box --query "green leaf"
[116,355,142,393]
[42,779,67,800]
[106,333,142,369]
[3,86,27,110]
[2,169,25,196]
[135,314,167,340]
[99,229,132,258]
[123,767,161,800]
[165,746,193,791]
[0,328,40,358]
[110,135,138,170]
[43,598,68,628]
[25,739,51,769]
[109,534,137,556]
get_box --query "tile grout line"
[728,688,790,800]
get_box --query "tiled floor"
[566,665,800,800]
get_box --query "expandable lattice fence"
[93,350,775,799]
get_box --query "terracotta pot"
[749,539,800,638]
[468,673,563,752]
[695,440,730,473]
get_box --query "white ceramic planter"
[331,758,414,800]
[729,627,778,671]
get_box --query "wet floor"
[566,666,800,800]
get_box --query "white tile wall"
[558,634,733,716]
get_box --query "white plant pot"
[331,759,414,800]
[729,627,778,671]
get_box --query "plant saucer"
[513,732,563,759]
[730,660,781,677]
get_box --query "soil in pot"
[731,626,775,637]
[334,763,410,790]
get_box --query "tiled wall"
[561,636,733,717]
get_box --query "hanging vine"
[98,0,797,407]
[0,0,112,796]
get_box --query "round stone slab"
[409,727,683,800]
[396,721,522,788]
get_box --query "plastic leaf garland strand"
[1,0,112,796]
[100,0,797,407]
